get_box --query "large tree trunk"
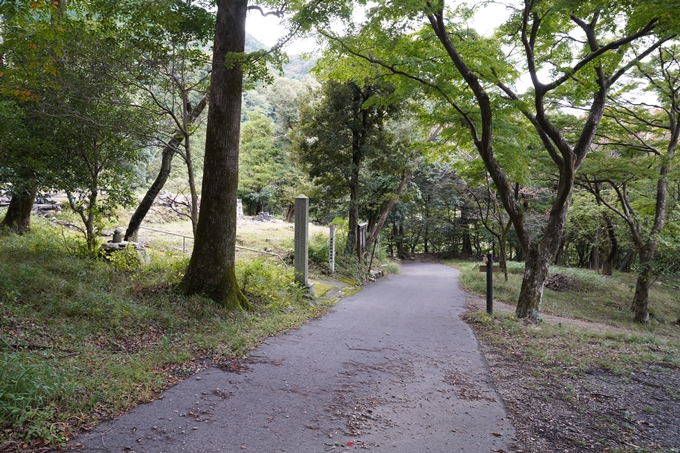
[1,186,37,234]
[178,0,249,310]
[516,204,569,318]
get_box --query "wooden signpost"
[479,254,500,314]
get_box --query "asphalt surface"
[73,263,517,453]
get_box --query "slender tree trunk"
[124,97,206,241]
[553,239,564,265]
[125,138,181,240]
[618,249,635,272]
[589,245,600,270]
[284,204,294,222]
[1,186,37,234]
[344,127,362,256]
[460,206,472,255]
[178,0,249,310]
[396,224,406,259]
[366,172,411,250]
[601,214,617,276]
[631,247,656,323]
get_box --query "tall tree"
[176,0,351,307]
[121,0,215,240]
[580,44,680,322]
[293,79,398,255]
[0,0,65,233]
[178,0,250,308]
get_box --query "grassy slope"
[453,259,680,372]
[0,217,335,451]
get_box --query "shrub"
[236,258,304,309]
[309,232,330,265]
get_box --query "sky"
[245,2,513,55]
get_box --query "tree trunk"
[284,203,294,222]
[516,205,568,318]
[184,134,199,237]
[124,96,207,241]
[631,247,656,323]
[344,125,362,256]
[589,245,599,270]
[366,172,411,250]
[515,242,552,319]
[395,224,407,259]
[601,214,617,276]
[1,186,37,234]
[125,138,181,241]
[617,249,636,273]
[553,239,564,265]
[460,206,473,255]
[178,0,249,310]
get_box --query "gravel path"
[73,263,517,453]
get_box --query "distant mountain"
[245,34,317,80]
[245,34,267,53]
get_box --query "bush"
[236,258,304,309]
[309,232,330,265]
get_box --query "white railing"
[138,226,288,268]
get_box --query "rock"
[544,273,581,292]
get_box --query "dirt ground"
[465,296,680,453]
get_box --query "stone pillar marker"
[294,195,311,293]
[329,225,336,274]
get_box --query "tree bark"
[178,0,249,310]
[631,246,656,323]
[366,172,410,250]
[516,202,569,318]
[1,186,37,234]
[617,249,635,272]
[125,96,207,241]
[589,245,600,270]
[601,213,618,276]
[125,137,181,241]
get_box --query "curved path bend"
[75,263,516,452]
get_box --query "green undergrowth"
[466,311,680,377]
[453,258,680,445]
[0,220,335,450]
[450,259,680,335]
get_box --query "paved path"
[74,263,516,452]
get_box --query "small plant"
[383,261,400,274]
[308,232,330,265]
[0,354,77,440]
[236,258,304,309]
[104,245,143,271]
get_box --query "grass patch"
[464,307,680,385]
[448,259,680,334]
[0,218,336,449]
